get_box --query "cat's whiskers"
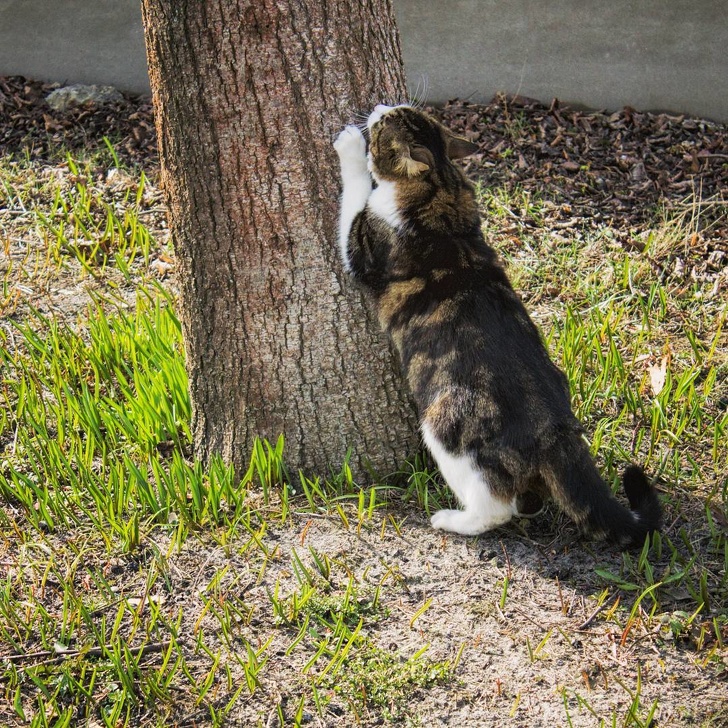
[350,112,371,134]
[408,76,429,109]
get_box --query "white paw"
[431,509,482,536]
[431,508,509,536]
[431,509,459,532]
[334,125,367,163]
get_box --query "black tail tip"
[622,464,662,536]
[622,465,650,507]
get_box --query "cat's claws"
[334,125,367,162]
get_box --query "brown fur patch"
[425,299,459,325]
[377,277,426,329]
[394,154,429,177]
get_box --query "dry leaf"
[648,356,668,396]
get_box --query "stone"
[45,84,123,112]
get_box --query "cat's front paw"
[334,126,367,166]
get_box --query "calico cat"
[333,104,661,547]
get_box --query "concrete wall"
[396,0,728,121]
[1,0,726,121]
[0,0,149,93]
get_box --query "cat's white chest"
[367,180,403,229]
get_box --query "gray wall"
[396,0,728,121]
[1,0,726,121]
[0,0,149,93]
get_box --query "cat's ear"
[395,147,430,177]
[446,134,478,160]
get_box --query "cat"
[333,104,661,547]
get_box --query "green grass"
[1,144,726,725]
[1,150,160,300]
[0,255,450,723]
[35,155,154,276]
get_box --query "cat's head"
[366,105,477,183]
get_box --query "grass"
[0,138,726,725]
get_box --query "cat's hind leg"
[422,423,516,536]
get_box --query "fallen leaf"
[648,356,668,396]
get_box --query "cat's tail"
[542,447,661,549]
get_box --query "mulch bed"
[0,75,156,167]
[439,94,727,229]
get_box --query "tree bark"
[140,1,420,479]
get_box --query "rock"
[46,84,124,112]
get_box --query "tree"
[140,0,420,479]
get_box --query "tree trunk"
[140,1,420,480]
